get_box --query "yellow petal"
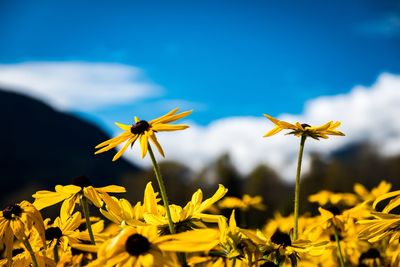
[263,126,283,137]
[149,108,179,124]
[115,122,131,131]
[140,134,149,158]
[151,124,189,132]
[84,187,103,208]
[96,185,126,193]
[156,110,192,124]
[112,136,138,161]
[148,132,165,157]
[32,191,68,210]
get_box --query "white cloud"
[0,62,162,111]
[123,73,400,182]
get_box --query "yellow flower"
[32,176,126,216]
[99,182,160,227]
[0,247,54,267]
[143,184,228,233]
[308,191,358,207]
[243,227,329,266]
[95,108,192,160]
[218,194,266,212]
[353,180,391,203]
[188,211,258,266]
[88,226,219,267]
[372,188,400,213]
[358,212,400,243]
[44,211,106,252]
[0,201,46,262]
[263,114,345,140]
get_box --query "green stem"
[334,228,345,267]
[80,195,96,245]
[53,243,59,263]
[23,239,38,267]
[293,135,306,240]
[148,145,188,266]
[148,144,176,235]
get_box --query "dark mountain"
[0,89,140,207]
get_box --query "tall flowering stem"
[293,135,306,240]
[148,144,176,235]
[23,239,38,267]
[80,195,96,244]
[334,227,345,267]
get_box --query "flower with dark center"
[131,120,150,134]
[271,230,292,247]
[95,108,192,160]
[45,227,63,241]
[263,114,344,140]
[0,201,46,262]
[125,233,151,256]
[71,176,92,188]
[2,204,23,220]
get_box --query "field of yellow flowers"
[1,108,399,267]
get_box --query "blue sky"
[1,0,399,126]
[1,1,400,178]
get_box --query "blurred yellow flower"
[100,182,160,227]
[88,226,219,267]
[32,176,126,216]
[95,108,192,160]
[143,184,227,234]
[358,212,400,243]
[308,191,358,207]
[0,201,46,262]
[263,114,345,140]
[218,194,266,212]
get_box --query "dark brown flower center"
[359,248,381,261]
[71,176,92,188]
[260,262,279,267]
[301,123,311,128]
[325,205,341,216]
[131,120,150,135]
[45,227,63,240]
[2,204,22,220]
[12,248,25,257]
[271,230,291,247]
[125,233,151,256]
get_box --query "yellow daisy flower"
[95,108,192,160]
[32,176,126,215]
[218,194,266,212]
[243,227,329,266]
[188,211,258,266]
[0,246,54,267]
[263,114,345,140]
[0,201,46,262]
[143,184,228,234]
[87,226,219,267]
[99,182,160,227]
[358,212,400,243]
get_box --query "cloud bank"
[127,73,400,182]
[0,62,161,111]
